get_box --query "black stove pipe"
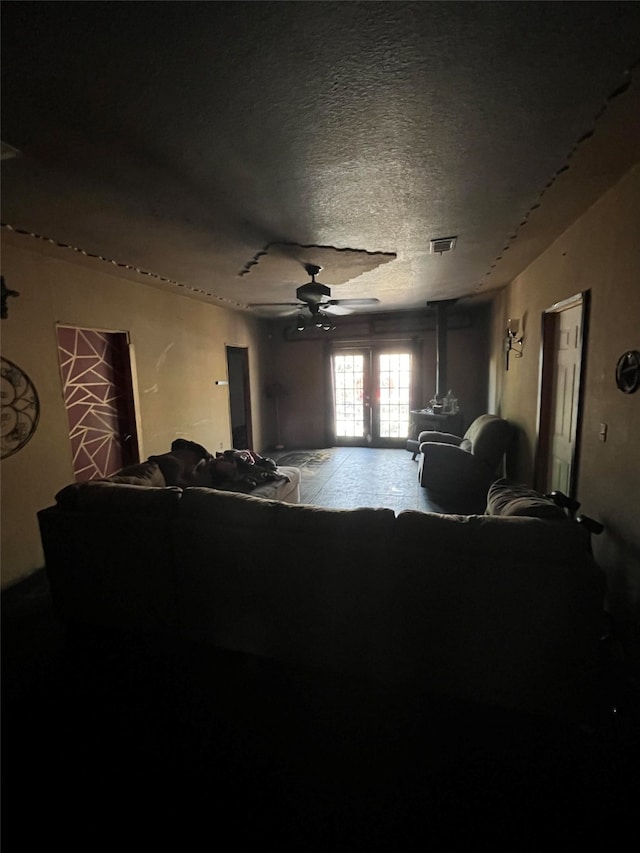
[427,299,458,400]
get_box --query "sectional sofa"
[37,457,606,720]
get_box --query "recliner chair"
[417,414,513,513]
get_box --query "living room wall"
[0,236,273,589]
[492,164,640,656]
[266,304,491,450]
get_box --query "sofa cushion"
[179,486,281,527]
[249,465,300,503]
[486,478,567,520]
[276,500,394,537]
[173,492,397,681]
[55,481,182,516]
[179,487,394,536]
[395,509,587,562]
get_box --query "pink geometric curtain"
[56,327,131,481]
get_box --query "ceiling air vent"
[430,236,457,255]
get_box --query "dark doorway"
[226,346,253,450]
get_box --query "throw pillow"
[108,461,165,486]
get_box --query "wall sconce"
[505,318,523,370]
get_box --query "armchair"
[417,414,513,513]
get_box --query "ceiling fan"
[248,263,380,330]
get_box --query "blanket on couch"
[149,439,289,494]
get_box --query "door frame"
[534,291,589,497]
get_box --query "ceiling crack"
[477,59,639,288]
[1,222,249,310]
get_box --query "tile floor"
[271,445,445,513]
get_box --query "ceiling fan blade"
[248,302,303,307]
[322,304,353,315]
[328,298,381,306]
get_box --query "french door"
[331,346,412,446]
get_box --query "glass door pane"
[377,352,411,440]
[333,353,366,439]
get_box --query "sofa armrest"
[487,478,568,520]
[417,430,463,446]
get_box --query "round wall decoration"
[615,350,640,394]
[1,356,40,459]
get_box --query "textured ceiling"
[2,2,640,317]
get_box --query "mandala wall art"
[615,350,640,394]
[1,356,40,459]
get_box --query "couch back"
[39,481,181,631]
[38,481,605,717]
[393,510,604,713]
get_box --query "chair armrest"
[417,431,462,447]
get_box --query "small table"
[407,409,464,459]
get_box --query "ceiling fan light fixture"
[312,311,335,331]
[296,314,306,331]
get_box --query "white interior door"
[546,303,584,494]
